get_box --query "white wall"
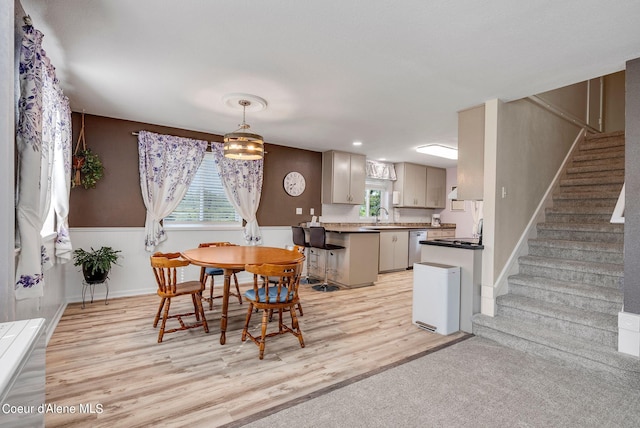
[439,167,477,238]
[64,227,294,303]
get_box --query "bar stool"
[291,226,313,284]
[309,226,344,292]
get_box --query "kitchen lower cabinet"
[308,232,379,288]
[378,231,409,272]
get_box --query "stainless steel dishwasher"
[408,229,427,268]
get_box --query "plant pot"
[82,265,109,284]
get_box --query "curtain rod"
[132,131,268,154]
[131,131,214,146]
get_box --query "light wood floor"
[46,270,467,427]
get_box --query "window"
[164,152,240,224]
[360,179,390,218]
[360,188,382,218]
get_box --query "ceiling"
[20,0,640,168]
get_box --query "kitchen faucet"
[374,207,389,224]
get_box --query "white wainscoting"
[65,226,295,303]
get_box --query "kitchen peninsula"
[306,223,455,288]
[420,238,483,333]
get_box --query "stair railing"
[527,95,601,134]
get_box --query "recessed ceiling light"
[379,158,387,161]
[416,144,458,160]
[353,141,362,146]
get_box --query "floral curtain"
[15,25,72,300]
[211,143,264,245]
[138,131,207,251]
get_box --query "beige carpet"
[228,337,640,428]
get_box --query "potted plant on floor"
[73,246,122,284]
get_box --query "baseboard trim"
[618,310,640,357]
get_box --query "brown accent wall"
[257,143,322,226]
[69,113,322,227]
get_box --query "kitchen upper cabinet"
[457,104,485,200]
[379,231,409,272]
[393,163,426,207]
[393,163,446,208]
[322,151,365,204]
[426,166,446,208]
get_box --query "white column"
[480,99,499,316]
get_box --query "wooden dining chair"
[198,242,242,310]
[265,245,305,319]
[150,252,208,343]
[242,261,305,359]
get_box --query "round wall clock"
[283,171,306,196]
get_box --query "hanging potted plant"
[77,148,104,189]
[73,246,122,284]
[72,112,104,189]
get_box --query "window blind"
[164,152,240,223]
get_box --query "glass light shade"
[223,128,264,160]
[416,144,458,160]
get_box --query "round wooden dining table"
[181,245,305,344]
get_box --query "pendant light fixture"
[223,98,265,160]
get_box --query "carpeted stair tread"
[566,163,624,174]
[576,145,624,155]
[568,163,625,173]
[527,238,623,254]
[508,281,622,315]
[518,255,623,277]
[583,130,625,142]
[560,175,624,186]
[508,274,623,305]
[497,294,617,332]
[472,313,640,377]
[528,238,623,263]
[557,184,624,194]
[545,205,615,215]
[552,190,620,200]
[536,222,623,234]
[543,212,615,224]
[535,224,623,244]
[571,151,624,162]
[563,170,625,181]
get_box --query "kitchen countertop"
[421,239,484,250]
[318,223,456,233]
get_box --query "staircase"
[473,130,640,388]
